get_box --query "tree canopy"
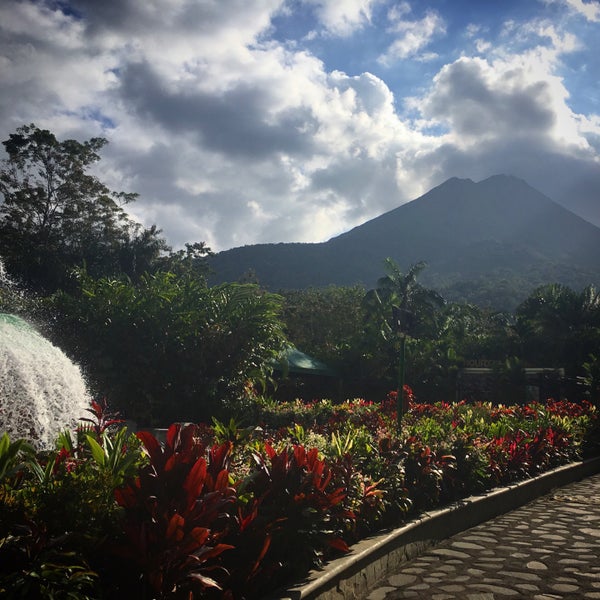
[515,283,600,376]
[0,124,168,292]
[51,272,287,425]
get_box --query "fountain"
[0,265,90,449]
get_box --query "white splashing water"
[0,313,91,449]
[0,260,27,311]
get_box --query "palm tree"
[365,259,444,339]
[364,259,445,424]
[515,284,600,395]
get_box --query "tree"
[405,303,478,403]
[362,259,445,414]
[51,271,287,425]
[364,259,445,340]
[281,286,365,365]
[516,284,600,369]
[0,124,168,292]
[157,241,214,282]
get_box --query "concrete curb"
[275,455,600,600]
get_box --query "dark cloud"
[118,61,318,159]
[114,141,271,249]
[72,0,279,38]
[423,58,556,138]
[310,154,400,218]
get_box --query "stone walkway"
[367,473,600,600]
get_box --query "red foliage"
[383,385,415,416]
[402,436,444,509]
[245,444,352,579]
[545,398,595,418]
[485,425,573,485]
[112,424,237,597]
[79,398,124,438]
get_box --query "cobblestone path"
[367,472,600,599]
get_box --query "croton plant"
[0,391,597,598]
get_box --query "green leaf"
[86,434,106,467]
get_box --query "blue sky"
[1,0,599,251]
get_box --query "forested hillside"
[209,175,600,310]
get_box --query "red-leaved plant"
[112,424,237,598]
[236,443,353,594]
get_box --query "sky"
[1,0,599,252]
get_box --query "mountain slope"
[208,175,600,297]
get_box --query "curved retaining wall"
[274,455,600,600]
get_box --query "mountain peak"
[443,176,474,185]
[209,175,600,302]
[477,173,536,191]
[436,174,529,194]
[480,173,521,183]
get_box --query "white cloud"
[576,113,600,152]
[303,0,382,36]
[98,21,427,249]
[563,0,600,22]
[0,1,117,132]
[378,7,446,64]
[465,23,482,38]
[417,17,590,150]
[399,16,600,224]
[474,39,492,53]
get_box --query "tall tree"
[364,259,445,340]
[157,241,214,282]
[515,283,600,391]
[362,259,445,407]
[0,124,168,292]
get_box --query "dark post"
[397,334,406,429]
[392,305,411,431]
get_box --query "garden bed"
[0,392,598,599]
[275,454,600,599]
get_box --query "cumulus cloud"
[418,24,591,151]
[404,18,600,225]
[0,1,115,132]
[0,0,599,253]
[303,0,382,36]
[103,25,423,249]
[421,57,557,142]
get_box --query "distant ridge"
[208,175,600,305]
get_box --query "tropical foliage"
[1,395,597,599]
[515,283,600,376]
[281,285,365,371]
[2,123,600,598]
[50,272,287,425]
[280,264,600,407]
